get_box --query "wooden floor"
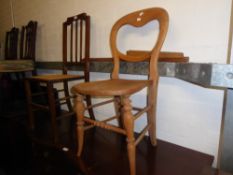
[200,167,232,175]
[76,128,214,175]
[0,112,214,175]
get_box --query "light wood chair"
[72,7,169,175]
[25,13,95,143]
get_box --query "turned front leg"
[122,96,136,175]
[75,94,85,157]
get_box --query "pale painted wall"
[0,0,231,167]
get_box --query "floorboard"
[0,114,214,175]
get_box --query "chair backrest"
[5,27,19,60]
[20,21,37,61]
[110,7,169,80]
[62,13,90,79]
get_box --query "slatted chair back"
[5,27,19,60]
[63,13,90,80]
[20,21,37,61]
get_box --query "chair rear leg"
[24,79,35,131]
[86,95,95,120]
[147,103,157,146]
[147,83,158,146]
[64,81,72,112]
[114,96,123,127]
[47,82,58,143]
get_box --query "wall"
[0,0,13,58]
[0,0,231,167]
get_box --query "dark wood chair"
[0,22,37,116]
[5,27,19,60]
[20,21,38,62]
[18,21,38,79]
[25,13,95,143]
[72,8,169,175]
[19,20,38,79]
[5,21,37,61]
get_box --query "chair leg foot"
[148,106,157,146]
[77,126,84,156]
[127,141,136,175]
[149,125,157,146]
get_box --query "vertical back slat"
[20,27,24,59]
[25,29,29,58]
[80,19,83,61]
[28,27,31,58]
[5,32,9,59]
[85,16,90,59]
[70,23,73,62]
[75,19,78,63]
[63,22,67,74]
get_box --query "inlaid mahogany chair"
[72,8,169,175]
[5,27,19,60]
[25,13,94,143]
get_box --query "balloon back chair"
[72,8,169,175]
[25,13,95,143]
